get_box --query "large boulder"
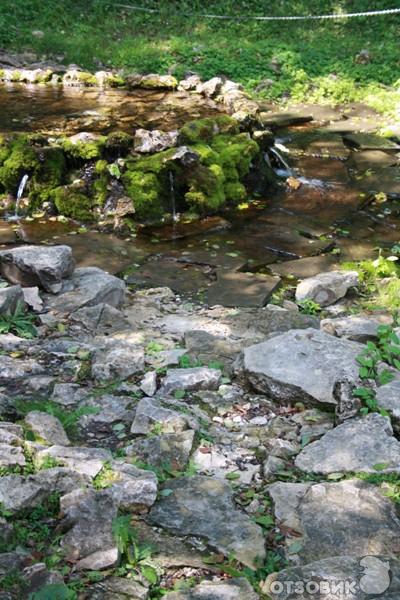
[0,245,74,293]
[242,328,362,408]
[149,475,266,568]
[269,479,400,564]
[296,270,359,307]
[45,267,125,313]
[295,413,400,474]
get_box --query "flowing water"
[1,86,399,305]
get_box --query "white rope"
[114,4,400,21]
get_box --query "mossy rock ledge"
[0,116,269,225]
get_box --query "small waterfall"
[268,147,294,177]
[169,171,178,223]
[14,174,29,218]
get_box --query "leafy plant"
[297,299,321,315]
[0,301,37,338]
[15,399,100,438]
[29,583,77,600]
[112,515,159,585]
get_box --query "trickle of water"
[169,171,178,223]
[14,174,29,218]
[268,147,294,177]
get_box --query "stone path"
[1,245,400,599]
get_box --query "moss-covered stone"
[61,136,106,161]
[179,115,239,145]
[28,146,67,210]
[122,170,162,221]
[105,131,134,157]
[0,136,39,193]
[92,160,109,206]
[52,185,94,221]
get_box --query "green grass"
[1,1,400,113]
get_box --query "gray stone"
[0,354,44,383]
[140,371,157,397]
[126,430,195,471]
[131,398,192,434]
[263,455,287,478]
[0,285,25,315]
[33,467,90,495]
[0,518,13,546]
[376,380,400,432]
[270,479,400,564]
[178,75,202,91]
[166,578,259,600]
[22,286,43,311]
[0,475,45,512]
[262,555,400,599]
[149,475,266,568]
[184,329,242,366]
[197,77,223,97]
[36,445,111,477]
[51,383,88,407]
[206,271,281,308]
[86,577,149,600]
[70,304,130,335]
[321,315,384,342]
[295,413,400,474]
[243,328,362,408]
[60,488,119,570]
[108,461,158,511]
[344,133,400,151]
[260,111,313,128]
[46,267,125,313]
[25,411,70,446]
[78,395,135,435]
[296,270,359,307]
[134,128,178,153]
[0,245,74,293]
[0,443,25,467]
[161,367,221,395]
[91,340,145,382]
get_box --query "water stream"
[7,174,29,222]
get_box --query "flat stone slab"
[263,555,400,599]
[206,271,281,308]
[295,413,400,474]
[295,270,358,307]
[160,367,221,394]
[0,245,74,293]
[321,315,386,342]
[260,111,313,128]
[0,355,44,384]
[344,133,400,151]
[149,475,266,568]
[271,256,339,279]
[269,479,400,564]
[348,150,398,170]
[166,578,259,600]
[243,328,362,408]
[36,445,111,478]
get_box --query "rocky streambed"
[0,244,400,599]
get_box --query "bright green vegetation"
[0,1,399,113]
[0,117,262,223]
[0,301,37,338]
[343,254,400,311]
[112,515,159,585]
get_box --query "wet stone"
[344,133,400,151]
[206,271,281,308]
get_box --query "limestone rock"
[91,340,145,382]
[0,285,25,315]
[296,270,359,307]
[60,488,119,570]
[376,380,400,432]
[134,128,178,153]
[197,77,223,97]
[86,577,149,600]
[70,304,130,335]
[0,354,44,384]
[46,267,125,313]
[0,475,45,512]
[140,371,158,397]
[321,315,384,342]
[25,411,70,446]
[22,286,43,312]
[243,328,362,407]
[149,475,266,568]
[160,367,221,395]
[295,413,400,474]
[36,445,111,477]
[131,398,193,435]
[0,245,74,293]
[126,430,195,471]
[166,578,259,600]
[0,443,25,468]
[108,461,158,511]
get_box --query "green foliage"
[0,135,39,193]
[29,583,77,600]
[52,185,94,221]
[343,255,400,311]
[15,399,99,439]
[0,301,37,338]
[112,515,159,585]
[297,298,321,315]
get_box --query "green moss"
[0,136,39,193]
[0,135,11,165]
[140,74,177,89]
[212,133,259,177]
[93,161,109,206]
[28,146,66,210]
[105,131,133,156]
[186,163,225,212]
[224,181,247,202]
[52,185,94,221]
[122,170,162,220]
[179,115,239,145]
[62,136,106,161]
